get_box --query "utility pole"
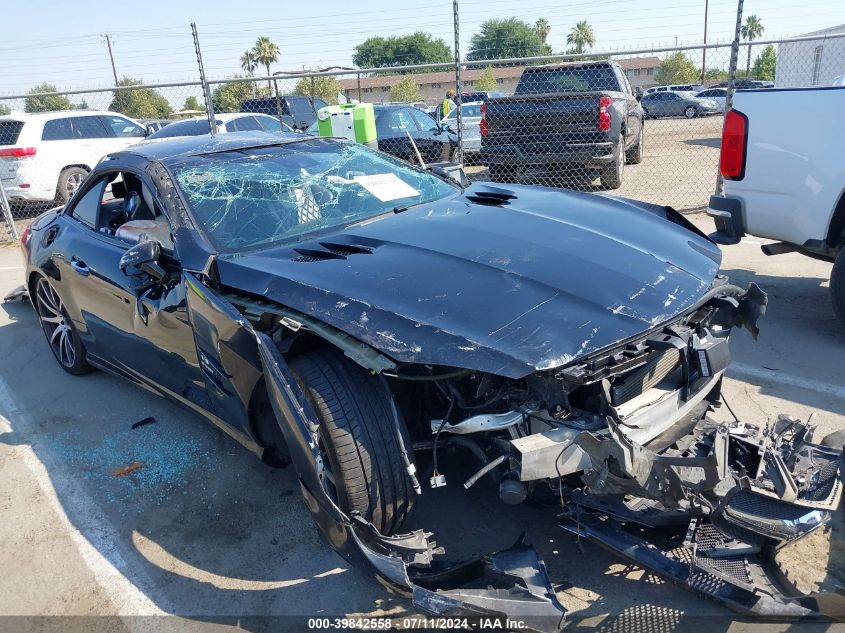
[191,22,216,135]
[453,0,463,163]
[701,0,709,82]
[104,34,119,86]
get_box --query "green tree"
[474,65,497,91]
[0,103,10,116]
[182,96,201,111]
[655,52,699,84]
[751,44,776,81]
[293,75,341,105]
[389,76,422,103]
[566,20,596,55]
[24,83,73,113]
[108,78,172,119]
[240,49,257,76]
[212,76,268,113]
[76,99,90,110]
[353,33,451,71]
[467,18,552,62]
[704,67,728,81]
[253,36,280,94]
[741,15,764,77]
[534,19,551,45]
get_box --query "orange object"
[111,461,144,476]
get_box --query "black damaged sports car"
[15,131,843,627]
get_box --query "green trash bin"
[316,103,377,148]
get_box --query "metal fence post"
[191,22,216,135]
[715,0,744,196]
[453,0,463,164]
[0,181,18,242]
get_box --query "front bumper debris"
[563,413,844,619]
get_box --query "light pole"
[701,0,710,82]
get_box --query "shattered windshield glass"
[169,138,457,251]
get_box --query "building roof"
[795,24,845,37]
[337,56,662,91]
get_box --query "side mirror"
[120,240,164,280]
[635,87,643,101]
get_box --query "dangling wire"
[432,397,455,479]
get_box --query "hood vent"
[465,186,517,207]
[291,241,374,262]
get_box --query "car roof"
[0,110,133,122]
[115,130,307,161]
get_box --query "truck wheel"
[55,167,89,204]
[488,164,515,183]
[831,249,845,325]
[625,125,644,165]
[684,105,698,119]
[289,349,415,535]
[600,143,624,190]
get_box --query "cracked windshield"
[170,138,457,251]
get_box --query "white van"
[643,83,705,95]
[0,110,147,204]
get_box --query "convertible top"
[109,130,307,162]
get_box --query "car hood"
[215,184,721,378]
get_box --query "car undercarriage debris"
[562,413,844,619]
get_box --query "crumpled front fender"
[253,330,566,632]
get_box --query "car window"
[147,118,213,138]
[102,115,146,138]
[388,110,416,132]
[72,116,112,139]
[232,116,264,132]
[42,118,74,141]
[409,108,437,131]
[0,121,24,145]
[286,97,310,118]
[255,115,282,132]
[69,180,106,229]
[169,139,457,252]
[516,65,619,93]
[313,98,328,111]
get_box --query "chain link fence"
[2,25,845,243]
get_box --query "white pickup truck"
[707,86,845,324]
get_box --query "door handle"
[70,258,90,276]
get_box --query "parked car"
[640,90,721,118]
[145,113,295,139]
[139,118,172,134]
[643,83,705,95]
[0,110,147,204]
[240,95,328,131]
[694,87,727,111]
[15,130,834,621]
[373,104,457,164]
[708,86,845,324]
[713,78,773,89]
[439,101,482,161]
[481,60,644,189]
[460,91,505,103]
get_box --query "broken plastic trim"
[252,330,566,631]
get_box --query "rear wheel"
[55,167,88,204]
[600,142,624,190]
[34,276,92,375]
[830,249,845,325]
[625,124,644,165]
[289,349,415,535]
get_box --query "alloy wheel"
[36,277,75,368]
[65,172,84,198]
[684,106,697,119]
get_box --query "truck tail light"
[0,147,37,158]
[479,102,488,137]
[720,109,748,180]
[597,96,612,131]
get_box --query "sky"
[2,0,844,97]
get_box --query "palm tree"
[566,20,596,55]
[252,36,280,94]
[240,50,257,76]
[534,18,551,45]
[741,15,764,77]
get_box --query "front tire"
[34,276,92,375]
[831,249,845,325]
[289,349,414,535]
[684,105,697,119]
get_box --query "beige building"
[337,57,662,104]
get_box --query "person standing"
[440,89,457,120]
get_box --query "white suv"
[0,110,147,204]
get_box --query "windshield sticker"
[353,173,420,202]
